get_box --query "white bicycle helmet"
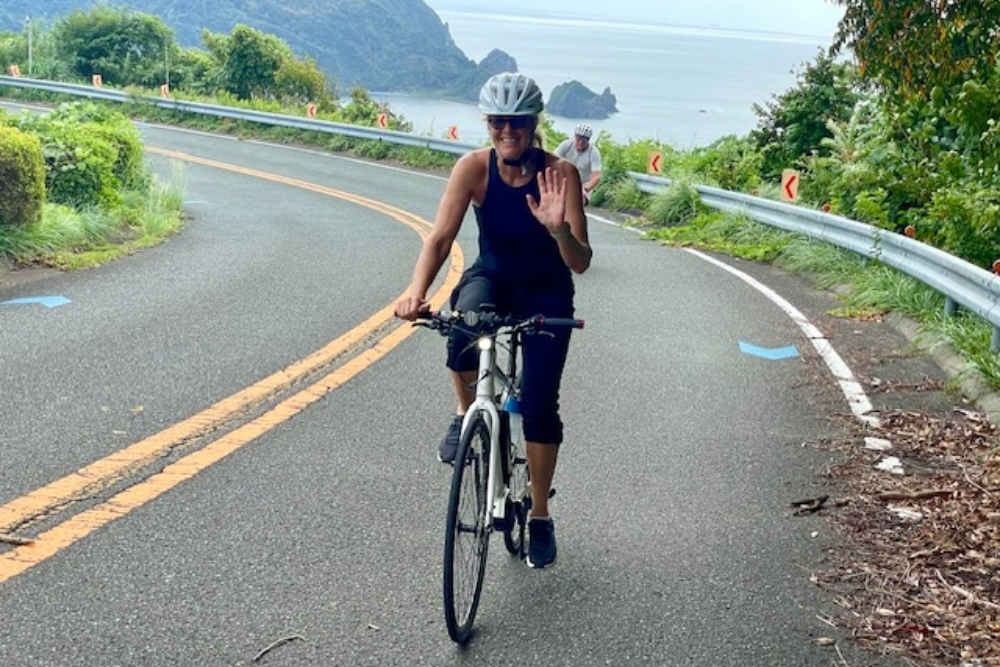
[574,123,593,139]
[478,72,544,115]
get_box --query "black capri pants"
[447,271,574,446]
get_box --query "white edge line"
[684,247,879,427]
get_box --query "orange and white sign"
[92,74,103,87]
[160,84,169,97]
[377,113,388,129]
[7,64,20,77]
[780,169,800,202]
[306,103,317,118]
[447,125,459,140]
[647,151,662,175]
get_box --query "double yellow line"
[0,149,462,583]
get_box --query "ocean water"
[373,10,832,148]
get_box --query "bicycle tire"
[442,411,491,644]
[502,434,529,557]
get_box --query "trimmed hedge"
[0,125,46,228]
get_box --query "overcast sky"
[423,0,845,39]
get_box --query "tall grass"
[649,210,793,262]
[646,181,703,227]
[1,163,185,269]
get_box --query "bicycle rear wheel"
[443,412,491,644]
[502,434,529,557]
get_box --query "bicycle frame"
[422,309,582,643]
[460,328,519,530]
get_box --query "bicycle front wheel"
[443,411,492,644]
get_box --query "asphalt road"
[0,119,941,666]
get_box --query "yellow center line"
[0,149,461,581]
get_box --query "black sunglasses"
[487,116,532,130]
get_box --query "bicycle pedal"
[492,515,513,532]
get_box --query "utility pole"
[25,16,32,77]
[164,36,169,89]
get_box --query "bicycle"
[414,307,584,644]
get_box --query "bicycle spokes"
[443,414,491,643]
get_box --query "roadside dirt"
[0,257,62,290]
[736,258,1000,667]
[649,243,1000,666]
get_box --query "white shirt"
[555,140,602,185]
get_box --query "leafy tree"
[203,24,290,101]
[0,31,23,74]
[52,5,174,88]
[0,18,71,81]
[750,50,859,180]
[165,47,216,95]
[828,0,1000,102]
[275,56,336,107]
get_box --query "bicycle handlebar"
[413,310,584,335]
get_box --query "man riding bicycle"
[554,123,602,205]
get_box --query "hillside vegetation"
[0,0,498,98]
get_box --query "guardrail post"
[993,327,1000,354]
[944,296,960,317]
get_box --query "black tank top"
[470,149,574,299]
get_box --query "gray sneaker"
[526,517,557,569]
[438,415,463,464]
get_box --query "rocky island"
[547,80,618,119]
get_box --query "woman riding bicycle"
[394,72,592,569]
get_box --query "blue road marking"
[739,341,800,360]
[1,296,72,308]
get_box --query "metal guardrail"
[3,76,998,351]
[0,76,479,156]
[629,172,1000,352]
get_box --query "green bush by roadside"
[0,125,45,228]
[0,102,183,268]
[7,102,146,210]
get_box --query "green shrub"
[598,138,675,176]
[92,121,148,191]
[852,189,891,228]
[647,180,703,226]
[48,102,148,191]
[45,125,120,209]
[0,126,46,229]
[12,113,120,209]
[924,187,1000,269]
[690,135,763,192]
[604,176,647,212]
